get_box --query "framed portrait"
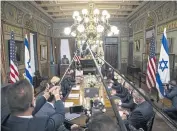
[8,40,24,66]
[40,45,47,61]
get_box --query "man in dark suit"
[35,94,56,117]
[87,113,120,131]
[163,80,177,120]
[123,89,154,131]
[2,79,65,131]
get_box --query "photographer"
[163,80,177,120]
[2,79,65,131]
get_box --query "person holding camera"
[2,79,65,131]
[163,80,177,120]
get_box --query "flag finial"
[164,28,166,33]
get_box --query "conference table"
[64,73,128,127]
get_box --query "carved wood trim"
[1,22,8,84]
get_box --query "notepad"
[65,112,81,121]
[68,93,79,98]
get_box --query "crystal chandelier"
[64,3,119,45]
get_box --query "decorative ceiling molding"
[34,0,144,22]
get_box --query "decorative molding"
[146,12,156,29]
[157,19,177,34]
[3,24,23,36]
[2,1,52,36]
[134,31,144,40]
[155,2,176,23]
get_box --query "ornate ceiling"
[34,0,144,22]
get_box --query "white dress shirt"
[18,115,33,118]
[47,102,55,108]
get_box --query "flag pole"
[58,52,77,85]
[59,39,88,85]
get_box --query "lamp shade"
[94,9,100,15]
[82,9,88,15]
[102,10,108,16]
[64,27,71,35]
[97,25,104,33]
[111,26,118,33]
[77,24,85,33]
[73,11,79,19]
[71,31,76,37]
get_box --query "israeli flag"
[24,34,33,84]
[156,28,170,99]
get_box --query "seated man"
[87,113,120,131]
[121,93,136,111]
[61,76,75,98]
[2,79,65,131]
[163,80,177,120]
[123,89,154,131]
[111,85,136,111]
[112,85,129,103]
[61,55,69,64]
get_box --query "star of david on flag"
[156,28,170,99]
[159,58,168,72]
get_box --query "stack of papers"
[64,102,74,108]
[68,93,79,99]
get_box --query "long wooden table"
[65,74,111,107]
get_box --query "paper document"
[68,93,79,98]
[65,112,81,121]
[64,102,74,108]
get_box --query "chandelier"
[64,3,119,45]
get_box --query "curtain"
[68,38,75,59]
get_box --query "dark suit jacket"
[3,96,65,131]
[121,97,136,111]
[35,102,55,117]
[124,101,153,131]
[165,86,177,111]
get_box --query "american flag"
[146,33,156,89]
[9,31,19,83]
[73,55,81,64]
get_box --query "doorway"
[104,37,119,69]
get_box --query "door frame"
[104,37,121,70]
